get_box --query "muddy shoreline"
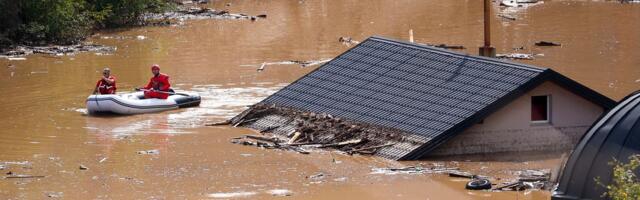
[0,5,265,58]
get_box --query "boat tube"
[86,91,201,115]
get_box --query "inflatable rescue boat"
[86,91,201,114]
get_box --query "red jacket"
[96,76,116,94]
[143,73,170,91]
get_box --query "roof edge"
[399,70,556,160]
[251,37,377,107]
[547,70,617,109]
[369,36,547,73]
[400,68,616,160]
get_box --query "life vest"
[143,73,170,91]
[96,76,117,94]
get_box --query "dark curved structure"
[553,91,640,200]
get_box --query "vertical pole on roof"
[483,0,491,47]
[479,0,496,57]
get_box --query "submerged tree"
[0,0,175,48]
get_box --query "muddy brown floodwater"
[0,0,639,199]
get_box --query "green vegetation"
[599,155,640,200]
[0,0,175,48]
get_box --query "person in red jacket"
[136,64,171,99]
[94,67,116,94]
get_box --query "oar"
[136,88,190,96]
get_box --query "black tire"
[465,179,492,190]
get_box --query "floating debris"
[427,43,466,50]
[30,71,49,74]
[136,35,147,40]
[228,104,412,157]
[79,164,89,170]
[267,189,293,197]
[5,174,46,179]
[448,171,474,178]
[498,14,517,20]
[466,178,492,190]
[207,191,257,198]
[516,169,550,182]
[370,165,465,175]
[339,37,360,47]
[307,172,325,180]
[0,43,115,59]
[136,149,160,155]
[243,58,333,71]
[206,120,232,126]
[492,169,552,191]
[6,57,26,61]
[230,134,311,154]
[145,6,267,23]
[496,53,535,60]
[535,41,562,46]
[45,191,63,198]
[333,177,347,182]
[2,161,31,166]
[500,0,542,7]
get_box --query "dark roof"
[553,91,640,200]
[259,36,615,160]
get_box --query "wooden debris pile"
[493,169,552,191]
[144,6,267,22]
[212,103,415,156]
[371,165,467,175]
[1,43,116,59]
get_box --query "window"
[531,95,549,122]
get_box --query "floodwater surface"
[0,0,639,199]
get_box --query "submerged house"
[234,36,615,160]
[553,91,640,200]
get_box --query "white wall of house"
[430,81,606,156]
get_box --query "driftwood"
[5,175,46,179]
[244,135,282,144]
[205,120,231,126]
[232,135,310,154]
[233,118,258,127]
[493,181,526,191]
[287,132,302,144]
[427,43,466,50]
[319,139,362,148]
[286,142,323,146]
[493,182,520,190]
[346,143,395,154]
[518,176,548,182]
[449,171,474,179]
[498,14,516,20]
[257,62,266,72]
[535,41,561,46]
[496,53,534,60]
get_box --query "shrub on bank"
[0,0,175,48]
[599,155,640,200]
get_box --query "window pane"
[531,95,548,121]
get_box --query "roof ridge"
[368,36,547,73]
